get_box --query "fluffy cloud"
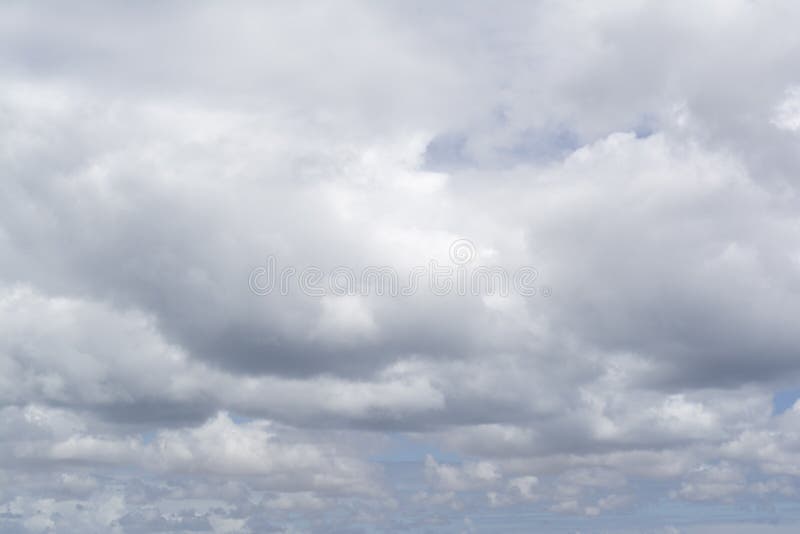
[3,0,800,532]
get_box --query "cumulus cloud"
[3,0,800,532]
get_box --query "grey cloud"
[3,1,800,532]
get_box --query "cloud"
[424,455,501,492]
[2,0,800,531]
[772,87,800,132]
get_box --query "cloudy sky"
[3,1,800,532]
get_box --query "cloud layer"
[3,1,800,532]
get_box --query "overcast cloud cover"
[3,1,800,532]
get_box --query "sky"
[2,1,800,532]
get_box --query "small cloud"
[771,86,800,132]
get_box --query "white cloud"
[3,0,800,531]
[673,463,746,502]
[424,455,501,492]
[772,86,800,132]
